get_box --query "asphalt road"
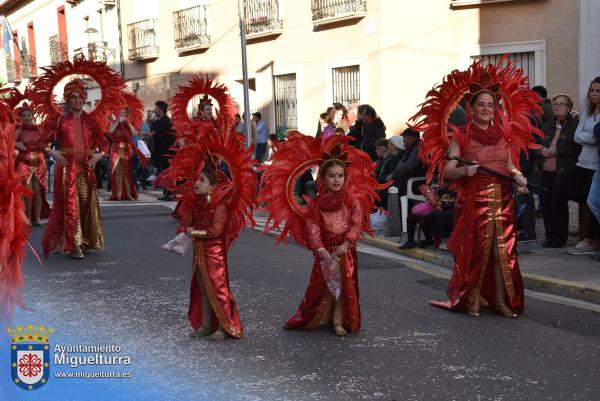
[14,202,600,401]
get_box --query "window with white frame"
[332,65,360,109]
[273,73,297,131]
[471,52,536,87]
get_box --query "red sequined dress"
[285,191,363,333]
[15,123,51,217]
[106,122,138,200]
[178,194,243,338]
[434,125,524,313]
[42,112,108,256]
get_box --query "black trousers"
[556,165,600,240]
[424,210,454,239]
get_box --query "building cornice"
[0,0,33,15]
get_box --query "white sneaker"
[566,241,597,255]
[439,240,448,251]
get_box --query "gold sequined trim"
[193,240,243,338]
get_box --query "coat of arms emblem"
[8,324,53,390]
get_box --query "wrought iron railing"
[74,42,108,62]
[49,35,68,64]
[128,19,159,60]
[311,0,367,23]
[245,0,283,37]
[21,55,37,79]
[173,5,211,51]
[5,55,18,83]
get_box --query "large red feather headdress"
[258,133,385,247]
[165,122,257,251]
[169,76,236,140]
[0,98,28,318]
[28,58,126,131]
[410,58,543,183]
[121,91,145,130]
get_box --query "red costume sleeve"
[344,200,363,245]
[206,202,228,239]
[306,217,325,251]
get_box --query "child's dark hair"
[320,159,346,177]
[201,167,217,186]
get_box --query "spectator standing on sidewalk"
[359,105,386,160]
[563,77,600,255]
[148,101,175,201]
[347,104,365,149]
[516,86,552,242]
[589,120,600,260]
[252,112,269,163]
[530,94,581,248]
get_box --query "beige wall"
[477,0,580,107]
[121,0,482,136]
[120,0,582,135]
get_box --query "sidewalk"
[364,234,600,305]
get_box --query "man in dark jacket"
[348,104,385,160]
[148,100,175,200]
[389,128,425,196]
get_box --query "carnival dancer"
[165,77,239,219]
[106,93,148,201]
[259,134,383,336]
[14,103,51,225]
[411,60,543,318]
[162,123,256,341]
[0,95,28,318]
[29,59,126,259]
[169,76,236,141]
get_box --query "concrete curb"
[363,236,600,305]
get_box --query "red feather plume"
[28,58,126,131]
[259,133,384,247]
[410,58,543,183]
[122,91,145,130]
[0,99,28,318]
[169,76,236,139]
[166,121,257,251]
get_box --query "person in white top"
[566,77,600,255]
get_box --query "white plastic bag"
[137,139,151,158]
[161,233,192,256]
[370,210,388,236]
[320,251,342,300]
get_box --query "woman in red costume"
[14,103,51,225]
[411,60,543,318]
[162,125,256,341]
[259,134,382,336]
[106,97,147,201]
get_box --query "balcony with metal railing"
[74,42,109,63]
[5,55,19,83]
[49,35,68,64]
[245,0,283,39]
[22,55,37,79]
[128,19,159,60]
[311,0,367,26]
[173,5,210,52]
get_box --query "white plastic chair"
[400,177,426,233]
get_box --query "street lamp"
[238,0,252,149]
[84,27,99,61]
